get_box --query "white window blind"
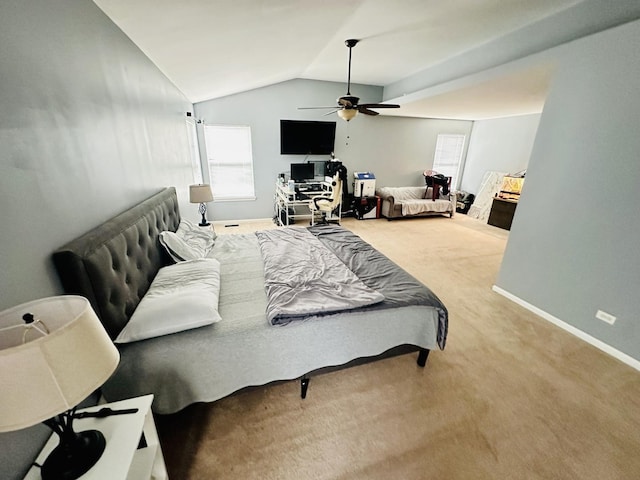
[433,134,466,190]
[203,124,255,201]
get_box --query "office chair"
[310,175,342,225]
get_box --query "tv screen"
[280,120,336,155]
[290,163,315,182]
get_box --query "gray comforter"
[255,227,385,324]
[256,225,448,349]
[103,231,445,414]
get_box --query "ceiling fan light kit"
[337,109,358,121]
[299,39,400,121]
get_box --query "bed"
[52,187,448,414]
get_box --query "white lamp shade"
[337,109,358,121]
[189,184,213,203]
[0,296,119,432]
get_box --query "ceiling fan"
[299,39,400,121]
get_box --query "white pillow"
[159,231,199,262]
[159,219,216,262]
[177,218,217,245]
[115,258,222,343]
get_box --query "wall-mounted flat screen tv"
[280,120,336,155]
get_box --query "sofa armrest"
[376,190,392,201]
[441,191,455,217]
[376,191,397,219]
[378,193,396,208]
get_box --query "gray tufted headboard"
[52,187,181,339]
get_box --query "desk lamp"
[0,296,120,480]
[189,184,214,226]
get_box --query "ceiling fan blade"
[301,40,401,121]
[298,106,340,110]
[358,107,379,116]
[358,103,400,109]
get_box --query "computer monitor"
[290,163,315,183]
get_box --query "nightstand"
[487,197,518,230]
[24,395,167,480]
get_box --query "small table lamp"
[0,296,120,480]
[189,184,214,226]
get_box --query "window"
[203,124,255,201]
[432,134,466,190]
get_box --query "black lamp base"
[41,429,106,480]
[198,203,210,226]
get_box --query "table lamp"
[189,184,214,226]
[0,296,120,480]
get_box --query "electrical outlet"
[596,310,616,325]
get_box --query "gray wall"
[0,0,195,310]
[497,19,640,361]
[0,1,194,478]
[194,79,472,221]
[461,114,540,194]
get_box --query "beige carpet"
[155,215,640,480]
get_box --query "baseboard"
[492,285,640,372]
[212,217,273,225]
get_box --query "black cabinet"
[487,197,518,230]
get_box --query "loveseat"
[376,186,455,220]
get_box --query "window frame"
[432,134,466,191]
[203,124,256,202]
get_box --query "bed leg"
[301,375,310,399]
[417,348,430,367]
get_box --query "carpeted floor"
[155,215,640,479]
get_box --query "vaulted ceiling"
[93,0,640,120]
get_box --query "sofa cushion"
[401,199,452,216]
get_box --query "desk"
[25,395,167,480]
[274,181,331,226]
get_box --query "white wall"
[497,19,640,361]
[461,114,541,194]
[195,79,472,221]
[384,1,640,102]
